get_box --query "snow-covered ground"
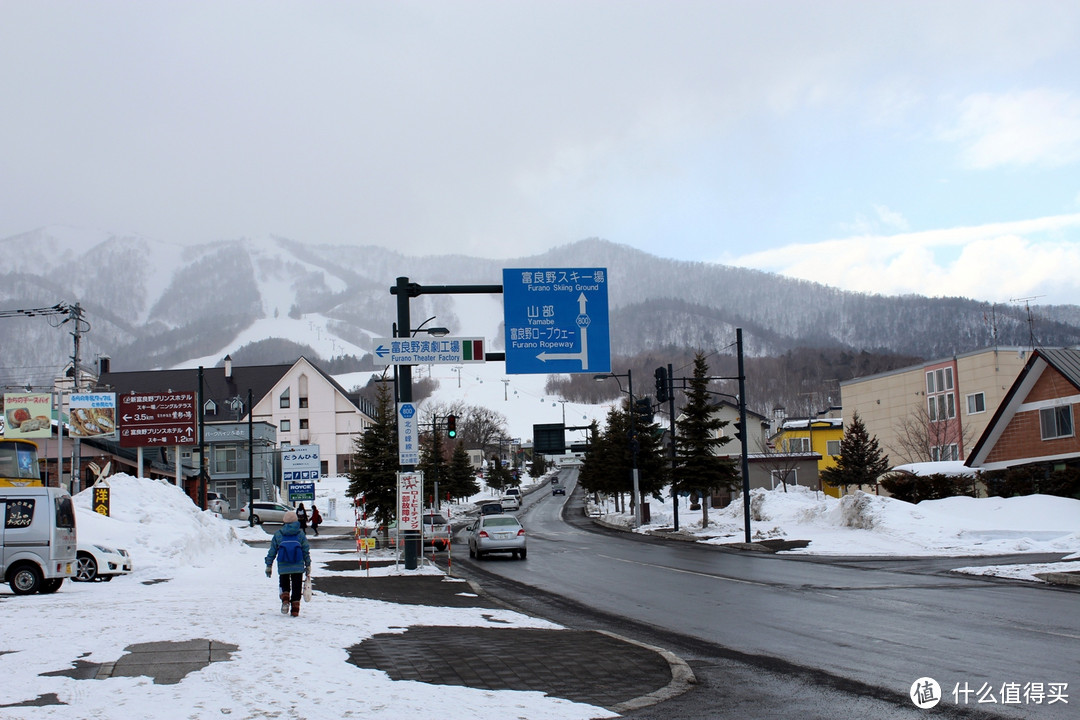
[1,473,1077,719]
[590,483,1080,582]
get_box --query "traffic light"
[634,397,654,423]
[446,414,457,438]
[654,366,669,403]
[731,420,744,443]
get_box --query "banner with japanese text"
[69,392,118,439]
[397,471,423,531]
[2,393,52,438]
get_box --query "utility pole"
[737,329,751,543]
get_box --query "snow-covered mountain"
[2,226,1078,395]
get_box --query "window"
[204,399,217,416]
[931,444,959,462]
[299,418,309,430]
[279,388,290,408]
[786,437,810,453]
[299,397,309,409]
[826,440,841,456]
[280,419,291,432]
[926,368,956,422]
[926,368,954,394]
[770,469,797,489]
[214,446,238,474]
[1040,406,1074,440]
[966,392,986,415]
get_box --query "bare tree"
[753,435,805,493]
[459,405,509,457]
[892,402,977,465]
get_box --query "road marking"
[596,554,772,587]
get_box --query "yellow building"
[772,418,844,497]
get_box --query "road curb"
[599,630,697,713]
[1034,570,1080,586]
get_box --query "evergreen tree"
[529,453,548,478]
[347,380,398,540]
[580,400,667,514]
[674,352,739,528]
[446,441,480,501]
[579,410,620,498]
[486,456,513,493]
[820,411,890,494]
[417,426,447,509]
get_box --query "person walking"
[296,503,309,535]
[264,510,311,617]
[310,504,322,536]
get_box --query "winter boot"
[280,592,290,615]
[290,601,301,617]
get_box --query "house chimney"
[224,355,233,379]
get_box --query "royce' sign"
[118,392,197,447]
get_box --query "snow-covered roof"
[889,461,978,477]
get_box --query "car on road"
[75,542,132,582]
[467,514,527,560]
[552,484,566,496]
[238,501,295,525]
[479,502,504,515]
[500,487,522,511]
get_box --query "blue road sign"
[502,267,611,375]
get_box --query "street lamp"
[594,370,641,527]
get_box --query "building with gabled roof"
[95,356,375,509]
[965,347,1080,473]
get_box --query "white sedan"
[75,542,133,582]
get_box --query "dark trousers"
[279,572,304,602]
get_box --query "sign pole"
[395,276,419,570]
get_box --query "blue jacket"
[265,521,311,575]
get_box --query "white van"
[1,486,77,595]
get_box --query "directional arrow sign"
[373,337,486,366]
[502,267,611,375]
[118,392,197,447]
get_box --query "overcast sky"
[3,1,1080,305]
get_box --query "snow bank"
[73,474,246,574]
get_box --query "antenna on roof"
[1009,296,1044,350]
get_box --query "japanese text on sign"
[503,267,610,375]
[397,472,423,531]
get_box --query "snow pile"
[73,474,247,574]
[827,491,884,530]
[612,484,1080,560]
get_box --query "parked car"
[207,492,230,515]
[385,513,453,550]
[479,502,504,516]
[467,514,527,560]
[238,501,295,525]
[501,487,522,511]
[75,542,132,582]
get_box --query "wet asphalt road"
[449,470,1077,720]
